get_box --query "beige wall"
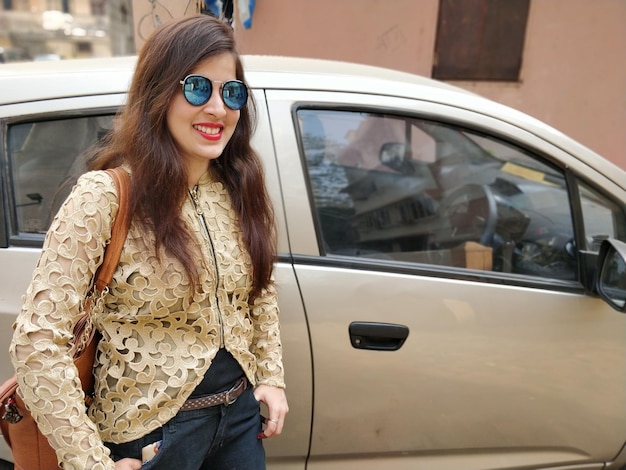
[133,0,626,169]
[461,0,626,170]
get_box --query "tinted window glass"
[579,181,626,252]
[9,115,114,235]
[299,109,577,281]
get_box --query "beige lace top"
[9,170,285,470]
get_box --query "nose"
[202,88,228,117]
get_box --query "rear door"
[0,89,313,470]
[0,94,123,463]
[266,89,626,470]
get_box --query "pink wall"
[235,0,439,77]
[133,0,626,169]
[458,0,626,170]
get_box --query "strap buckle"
[224,391,237,406]
[224,378,245,406]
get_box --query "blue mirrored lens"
[222,81,248,110]
[182,76,212,106]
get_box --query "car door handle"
[349,322,409,351]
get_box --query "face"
[166,52,242,180]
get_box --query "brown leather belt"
[180,377,248,411]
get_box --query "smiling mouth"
[193,124,222,136]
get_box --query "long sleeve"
[251,282,285,388]
[9,171,118,470]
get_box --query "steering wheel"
[431,183,499,247]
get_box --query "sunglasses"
[179,74,248,110]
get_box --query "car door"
[0,89,313,470]
[266,89,626,470]
[0,95,122,464]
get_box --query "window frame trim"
[1,106,119,248]
[568,171,626,293]
[292,101,596,289]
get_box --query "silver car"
[0,56,625,470]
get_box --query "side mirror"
[596,239,626,312]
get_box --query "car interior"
[298,108,586,281]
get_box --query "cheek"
[166,100,193,138]
[165,102,179,133]
[167,94,192,121]
[226,112,242,136]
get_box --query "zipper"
[189,184,224,347]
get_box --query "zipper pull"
[190,185,203,215]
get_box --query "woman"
[10,14,288,470]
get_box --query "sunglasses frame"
[179,74,249,110]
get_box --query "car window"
[298,108,579,281]
[9,115,114,236]
[578,181,626,252]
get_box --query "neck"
[187,163,210,190]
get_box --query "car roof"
[0,55,623,188]
[0,54,468,103]
[243,54,469,92]
[0,54,545,135]
[0,56,137,105]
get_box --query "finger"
[115,458,142,470]
[266,417,284,436]
[259,415,278,438]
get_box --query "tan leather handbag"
[0,167,131,470]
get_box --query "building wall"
[0,0,135,59]
[132,0,626,169]
[109,0,135,56]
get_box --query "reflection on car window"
[9,115,114,235]
[298,108,578,281]
[578,181,626,252]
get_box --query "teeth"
[194,125,220,135]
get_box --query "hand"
[253,385,288,439]
[115,457,142,469]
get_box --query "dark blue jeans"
[105,386,265,470]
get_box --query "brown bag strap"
[94,168,131,293]
[0,167,132,430]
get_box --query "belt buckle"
[224,390,237,406]
[224,378,243,406]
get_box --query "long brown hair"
[90,15,276,301]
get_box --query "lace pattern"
[10,170,284,469]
